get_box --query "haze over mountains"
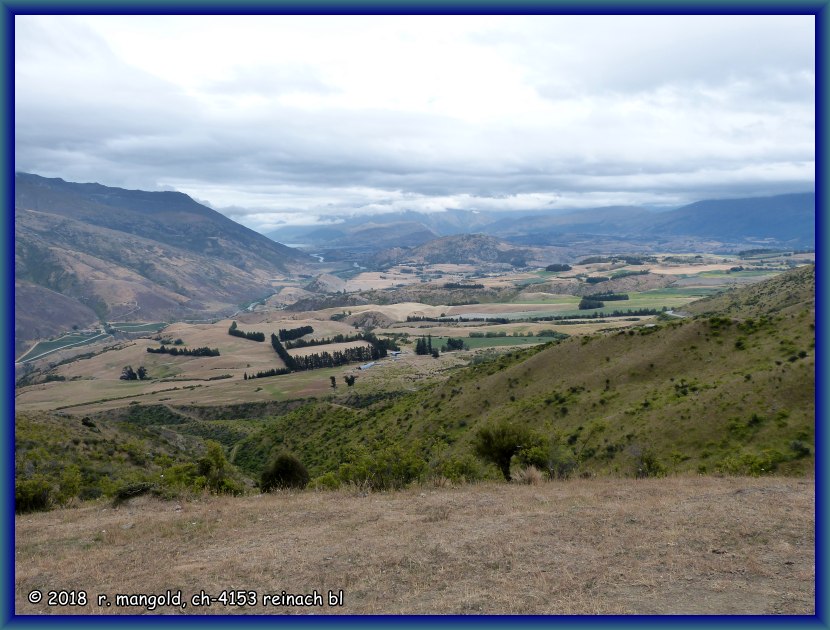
[268,192,815,254]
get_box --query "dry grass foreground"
[16,476,813,616]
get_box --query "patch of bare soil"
[15,476,813,615]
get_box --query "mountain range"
[14,173,310,355]
[267,193,815,252]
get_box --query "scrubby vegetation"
[14,266,815,511]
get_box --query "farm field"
[109,322,168,333]
[15,260,810,414]
[16,331,111,363]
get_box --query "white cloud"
[14,14,814,230]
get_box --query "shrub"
[197,441,246,495]
[261,452,310,491]
[15,476,54,513]
[473,422,534,481]
[309,472,340,490]
[112,481,157,506]
[435,454,483,483]
[631,447,667,478]
[337,445,426,491]
[512,465,544,485]
[716,450,786,476]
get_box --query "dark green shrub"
[473,422,534,481]
[337,445,426,491]
[435,454,483,483]
[261,452,310,491]
[15,476,54,513]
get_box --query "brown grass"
[15,476,813,615]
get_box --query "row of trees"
[228,321,265,342]
[586,293,629,301]
[545,263,572,272]
[278,325,314,341]
[284,332,364,349]
[415,335,435,356]
[578,298,605,310]
[442,338,465,351]
[146,345,220,356]
[271,332,390,372]
[120,365,150,380]
[443,282,485,289]
[245,368,291,380]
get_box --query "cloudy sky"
[15,15,814,233]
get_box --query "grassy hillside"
[239,265,814,481]
[16,266,814,508]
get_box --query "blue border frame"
[3,2,825,628]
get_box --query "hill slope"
[374,233,533,267]
[646,193,814,246]
[14,173,311,353]
[87,266,814,484]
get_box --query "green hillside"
[16,266,815,507]
[228,265,815,482]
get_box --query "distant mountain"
[374,233,533,267]
[644,193,814,245]
[299,220,439,249]
[265,209,518,246]
[481,205,656,240]
[15,173,311,354]
[270,193,814,252]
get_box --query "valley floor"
[15,476,814,616]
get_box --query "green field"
[698,270,779,278]
[428,335,548,349]
[17,332,110,363]
[110,322,168,333]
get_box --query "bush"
[197,441,246,495]
[337,445,426,491]
[309,472,340,490]
[15,476,54,513]
[512,465,544,485]
[261,453,310,491]
[633,448,667,478]
[473,422,534,481]
[112,481,157,506]
[434,454,483,483]
[518,435,578,480]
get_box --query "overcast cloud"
[14,15,814,232]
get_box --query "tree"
[473,422,533,481]
[120,366,137,381]
[578,297,605,310]
[137,366,149,380]
[344,374,357,387]
[330,376,337,388]
[261,452,309,491]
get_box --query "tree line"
[443,282,485,289]
[278,325,314,341]
[271,332,394,372]
[245,367,291,380]
[284,332,364,349]
[228,321,265,342]
[146,345,220,356]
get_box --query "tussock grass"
[15,476,813,615]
